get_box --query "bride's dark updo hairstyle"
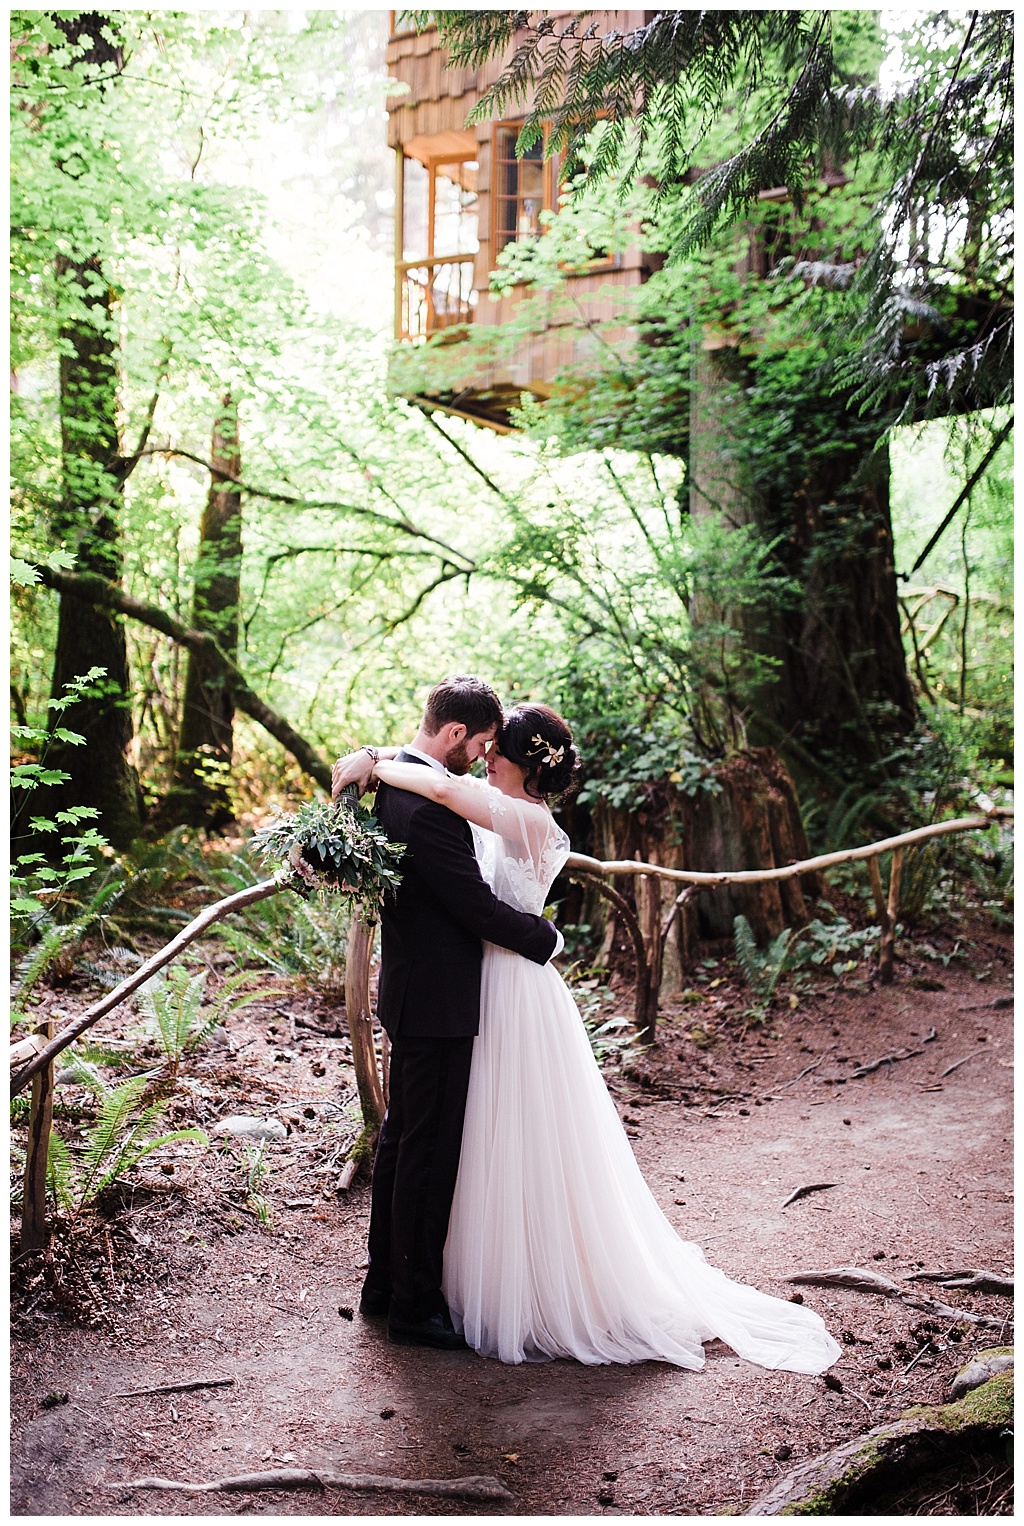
[497,703,581,801]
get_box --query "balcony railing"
[397,254,477,342]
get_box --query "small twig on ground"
[903,1340,936,1375]
[293,1016,346,1037]
[940,1048,990,1078]
[781,1182,839,1209]
[337,1157,360,1192]
[852,1049,924,1078]
[110,1468,514,1502]
[109,1377,235,1399]
[773,1048,835,1091]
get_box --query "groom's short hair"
[423,674,503,737]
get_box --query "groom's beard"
[443,740,473,775]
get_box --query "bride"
[364,702,841,1374]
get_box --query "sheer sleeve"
[470,784,571,900]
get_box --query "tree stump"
[589,748,820,999]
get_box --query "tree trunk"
[36,14,142,852]
[688,343,916,781]
[161,396,243,829]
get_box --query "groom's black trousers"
[365,1033,475,1325]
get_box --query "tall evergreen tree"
[32,13,143,849]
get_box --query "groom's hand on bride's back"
[332,750,374,800]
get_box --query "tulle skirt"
[443,946,842,1372]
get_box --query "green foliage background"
[10,9,1013,841]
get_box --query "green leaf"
[9,556,40,586]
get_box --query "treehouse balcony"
[385,12,652,431]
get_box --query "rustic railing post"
[637,869,663,1045]
[344,914,386,1136]
[869,850,904,985]
[883,847,904,984]
[21,1017,55,1252]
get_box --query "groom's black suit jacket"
[374,751,557,1039]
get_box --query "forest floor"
[10,913,1013,1518]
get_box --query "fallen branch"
[907,1270,1013,1296]
[787,1266,1004,1327]
[940,1048,990,1078]
[110,1467,514,1503]
[852,1048,923,1078]
[337,1158,360,1192]
[109,1377,235,1399]
[781,1182,839,1209]
[11,877,284,1099]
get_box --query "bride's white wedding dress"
[442,786,841,1373]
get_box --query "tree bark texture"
[36,14,142,852]
[162,395,243,829]
[585,748,820,995]
[344,916,385,1136]
[688,345,915,776]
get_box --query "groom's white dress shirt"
[400,743,564,959]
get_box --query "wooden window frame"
[490,121,619,276]
[389,11,427,40]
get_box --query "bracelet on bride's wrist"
[362,745,380,766]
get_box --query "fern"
[733,914,798,1019]
[48,1069,207,1215]
[11,917,88,1015]
[133,963,261,1077]
[219,894,350,995]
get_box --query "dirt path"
[11,928,1013,1516]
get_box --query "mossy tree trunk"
[688,340,915,782]
[38,13,143,852]
[160,395,243,829]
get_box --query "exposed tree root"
[110,1467,514,1502]
[788,1265,1005,1326]
[747,1370,1013,1515]
[909,1269,1013,1295]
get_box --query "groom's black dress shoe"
[359,1284,391,1318]
[387,1310,468,1351]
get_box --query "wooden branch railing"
[10,807,1011,1246]
[564,808,1012,1042]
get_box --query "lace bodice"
[468,784,571,915]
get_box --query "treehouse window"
[399,149,479,341]
[492,124,557,256]
[492,122,616,271]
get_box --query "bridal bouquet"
[250,793,404,920]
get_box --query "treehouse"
[385,11,653,431]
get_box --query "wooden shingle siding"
[387,12,651,427]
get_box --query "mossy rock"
[747,1370,1013,1515]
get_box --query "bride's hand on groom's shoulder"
[332,749,375,799]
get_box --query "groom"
[332,675,561,1350]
